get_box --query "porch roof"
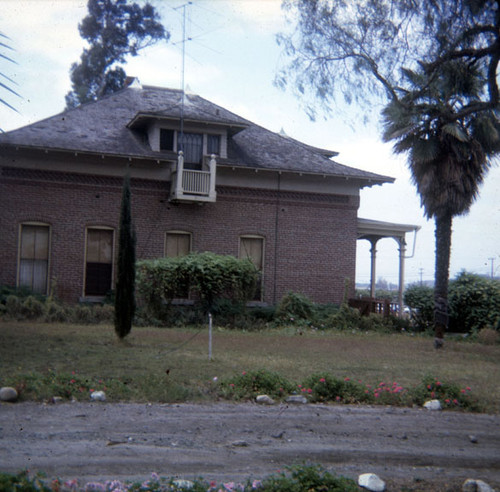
[358,218,421,240]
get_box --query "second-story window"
[207,134,220,155]
[160,129,174,151]
[179,132,203,169]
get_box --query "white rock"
[90,390,106,401]
[462,478,495,492]
[358,473,386,492]
[256,395,275,405]
[173,479,193,489]
[424,399,442,410]
[285,395,308,404]
[0,387,18,402]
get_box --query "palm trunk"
[433,213,452,348]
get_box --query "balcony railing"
[182,169,211,195]
[170,152,217,203]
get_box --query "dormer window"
[207,134,220,155]
[157,128,222,163]
[180,132,203,169]
[160,129,174,151]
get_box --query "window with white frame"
[18,223,50,294]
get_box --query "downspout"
[273,172,281,304]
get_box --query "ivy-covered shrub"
[448,271,500,333]
[136,252,258,323]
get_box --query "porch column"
[369,237,378,298]
[397,236,406,317]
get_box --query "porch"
[352,218,420,317]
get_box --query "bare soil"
[1,402,499,491]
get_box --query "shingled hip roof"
[0,84,393,185]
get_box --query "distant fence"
[348,297,398,317]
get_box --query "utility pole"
[419,268,424,285]
[488,257,495,278]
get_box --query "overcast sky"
[1,0,499,287]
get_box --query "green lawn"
[1,321,499,412]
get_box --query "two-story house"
[0,81,395,306]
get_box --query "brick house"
[0,82,393,306]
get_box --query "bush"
[476,327,499,345]
[411,375,481,411]
[325,304,361,330]
[275,291,314,321]
[404,284,434,331]
[301,373,371,404]
[137,252,259,322]
[220,369,295,400]
[261,464,359,492]
[448,271,500,333]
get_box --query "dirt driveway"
[1,402,499,490]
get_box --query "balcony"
[170,152,217,203]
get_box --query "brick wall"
[0,167,359,305]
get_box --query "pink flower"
[307,388,312,394]
[70,379,76,384]
[344,377,350,381]
[436,381,442,386]
[242,371,246,375]
[335,396,341,402]
[466,386,471,391]
[445,399,450,404]
[319,378,326,383]
[430,391,435,398]
[453,399,459,405]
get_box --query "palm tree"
[382,60,500,348]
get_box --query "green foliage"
[404,284,434,331]
[276,291,314,320]
[137,252,258,321]
[0,466,359,491]
[260,464,359,492]
[411,375,482,411]
[0,471,51,492]
[405,273,500,334]
[325,304,361,330]
[65,0,169,107]
[114,173,136,339]
[220,369,295,400]
[448,272,500,333]
[0,292,114,324]
[301,373,371,404]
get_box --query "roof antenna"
[175,1,192,152]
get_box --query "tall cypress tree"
[114,173,136,339]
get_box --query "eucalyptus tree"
[277,0,500,346]
[66,0,169,108]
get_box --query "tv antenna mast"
[174,1,192,150]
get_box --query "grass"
[1,320,499,412]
